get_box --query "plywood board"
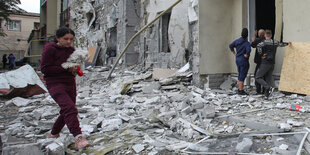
[87,46,98,63]
[279,42,310,95]
[153,68,178,80]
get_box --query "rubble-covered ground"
[1,66,310,155]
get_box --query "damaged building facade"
[40,0,310,89]
[67,0,199,84]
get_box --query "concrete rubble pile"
[1,66,310,154]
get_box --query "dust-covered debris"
[1,65,310,155]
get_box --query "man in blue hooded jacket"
[229,28,251,95]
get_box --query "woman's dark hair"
[54,27,75,42]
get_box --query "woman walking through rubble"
[40,27,89,149]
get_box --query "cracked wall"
[69,0,201,87]
[141,0,196,69]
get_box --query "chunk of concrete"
[305,95,310,102]
[286,119,304,127]
[168,92,186,102]
[0,64,47,98]
[19,106,36,113]
[181,106,192,115]
[278,123,292,131]
[81,124,97,133]
[101,119,122,132]
[191,102,204,110]
[2,143,43,155]
[46,142,64,155]
[158,111,177,120]
[235,138,253,153]
[187,143,209,152]
[142,82,161,94]
[166,141,189,151]
[132,144,145,153]
[11,97,31,107]
[279,144,289,150]
[197,106,215,118]
[220,77,237,90]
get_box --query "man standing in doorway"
[229,28,251,95]
[251,29,265,94]
[255,30,291,99]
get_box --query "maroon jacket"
[40,42,75,84]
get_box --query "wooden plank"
[153,68,178,80]
[87,46,98,63]
[279,42,310,95]
[85,45,101,67]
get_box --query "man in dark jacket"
[2,54,7,69]
[251,29,265,94]
[255,30,291,99]
[229,28,251,95]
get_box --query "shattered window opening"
[160,12,171,53]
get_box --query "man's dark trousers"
[255,63,274,90]
[254,63,264,93]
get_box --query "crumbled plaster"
[168,0,190,68]
[70,0,96,49]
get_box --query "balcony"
[60,8,70,27]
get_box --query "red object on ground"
[290,104,302,111]
[77,66,83,76]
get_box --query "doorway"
[255,0,275,36]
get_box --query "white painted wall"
[274,0,310,74]
[199,0,247,74]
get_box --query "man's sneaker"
[238,90,248,95]
[269,87,275,95]
[75,136,89,149]
[264,87,273,99]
